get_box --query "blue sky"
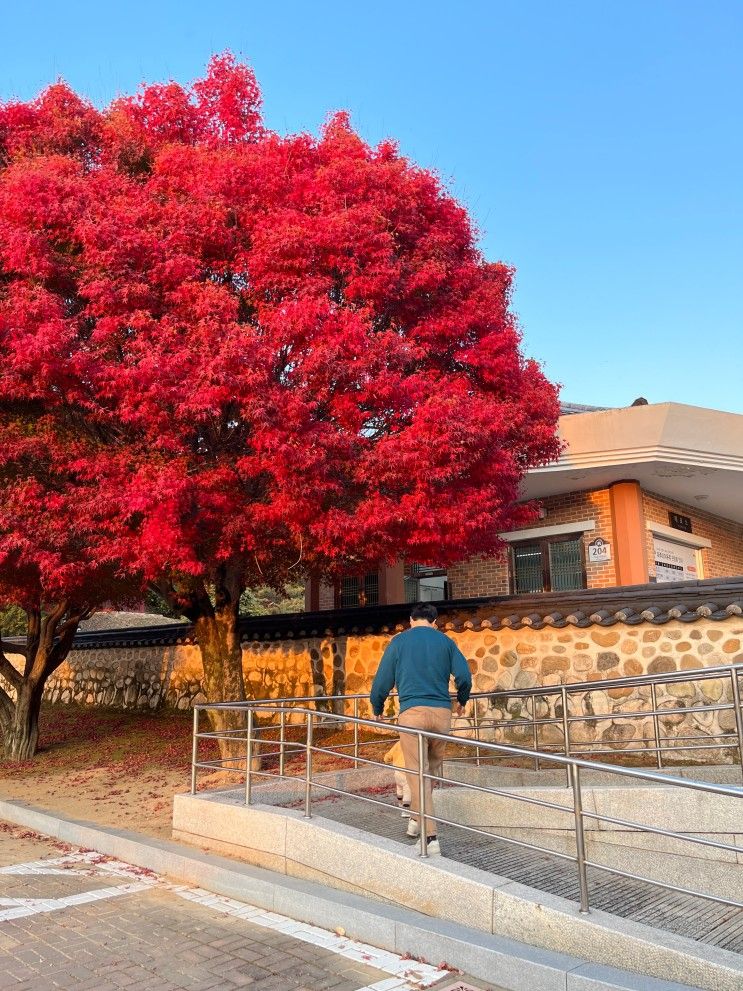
[3,1,742,411]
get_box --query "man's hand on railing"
[455,703,466,717]
[374,713,386,722]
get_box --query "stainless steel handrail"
[190,700,743,917]
[201,661,743,706]
[199,661,743,782]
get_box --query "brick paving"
[1,888,388,990]
[0,822,501,991]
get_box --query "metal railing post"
[561,687,571,787]
[304,711,313,818]
[417,731,428,857]
[650,682,663,769]
[569,763,590,913]
[473,702,482,766]
[353,697,360,768]
[279,709,286,777]
[730,670,743,783]
[245,707,254,806]
[530,697,540,771]
[191,706,199,794]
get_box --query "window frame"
[509,532,587,594]
[404,563,449,604]
[335,572,381,608]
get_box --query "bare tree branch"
[41,600,69,643]
[287,534,303,571]
[25,608,41,679]
[45,618,82,679]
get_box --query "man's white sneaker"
[400,804,411,819]
[406,820,420,838]
[425,838,441,856]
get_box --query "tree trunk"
[1,602,84,762]
[4,682,43,760]
[158,571,250,766]
[195,605,245,704]
[194,597,248,765]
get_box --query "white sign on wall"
[587,537,612,564]
[653,536,699,583]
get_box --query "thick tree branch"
[45,617,83,679]
[0,637,27,660]
[41,600,69,643]
[25,608,41,680]
[214,563,242,618]
[0,648,23,692]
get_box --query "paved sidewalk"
[0,822,499,991]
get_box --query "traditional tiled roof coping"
[48,576,743,649]
[559,401,610,415]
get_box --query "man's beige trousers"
[397,705,451,837]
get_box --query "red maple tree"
[0,54,561,744]
[0,424,136,758]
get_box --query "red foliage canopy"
[0,53,560,618]
[0,421,129,612]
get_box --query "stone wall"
[4,610,737,760]
[459,618,741,755]
[30,639,324,712]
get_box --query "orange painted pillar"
[609,481,649,586]
[305,578,320,612]
[382,562,405,604]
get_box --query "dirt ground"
[0,703,664,843]
[0,705,198,839]
[0,704,397,840]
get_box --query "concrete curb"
[0,797,705,991]
[173,791,742,990]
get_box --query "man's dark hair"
[410,602,438,623]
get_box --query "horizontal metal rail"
[201,703,741,795]
[201,661,743,707]
[191,699,743,917]
[200,660,743,786]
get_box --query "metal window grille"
[512,536,586,593]
[405,563,448,603]
[363,572,380,606]
[513,542,544,593]
[404,576,419,604]
[339,573,379,607]
[339,576,361,608]
[549,538,584,591]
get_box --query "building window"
[337,573,380,608]
[404,564,448,604]
[511,536,585,593]
[652,536,701,582]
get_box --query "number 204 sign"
[588,537,612,563]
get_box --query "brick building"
[306,400,743,610]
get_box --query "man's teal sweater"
[370,625,472,715]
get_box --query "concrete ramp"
[173,787,743,991]
[434,782,742,902]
